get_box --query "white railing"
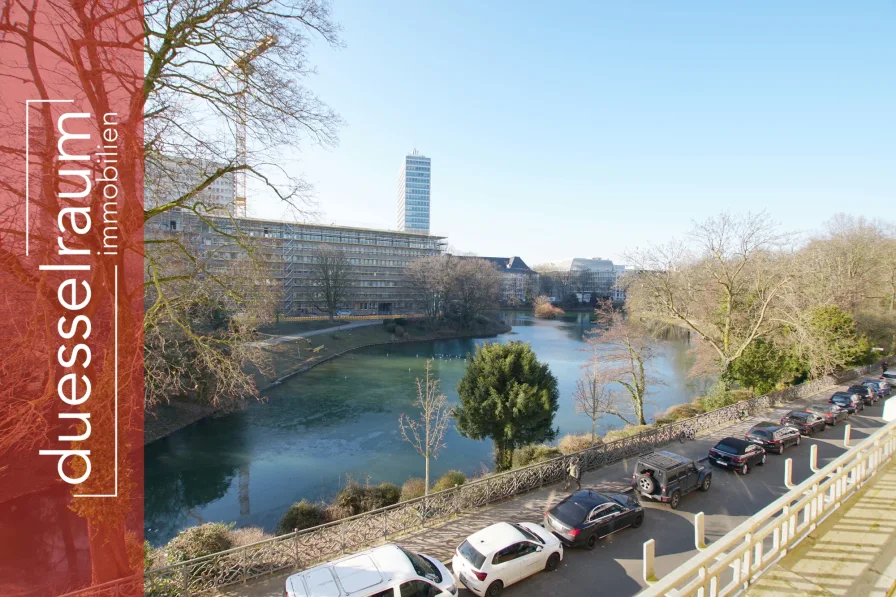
[639,412,896,597]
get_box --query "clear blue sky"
[251,1,895,265]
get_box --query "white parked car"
[451,522,562,597]
[285,544,457,597]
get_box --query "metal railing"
[639,413,896,597]
[278,314,425,322]
[61,361,884,597]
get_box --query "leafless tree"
[450,257,501,327]
[626,212,790,385]
[573,364,625,444]
[308,244,353,320]
[398,360,451,495]
[407,255,454,323]
[585,301,658,425]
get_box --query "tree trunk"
[494,443,513,472]
[424,456,430,496]
[591,421,596,445]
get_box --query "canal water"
[145,312,695,545]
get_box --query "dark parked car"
[862,380,889,399]
[745,422,801,454]
[630,450,711,509]
[846,384,876,405]
[708,437,767,475]
[544,490,643,550]
[830,392,862,414]
[804,403,848,426]
[779,411,827,435]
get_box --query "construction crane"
[232,35,278,217]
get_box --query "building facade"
[473,256,538,304]
[145,156,237,215]
[536,257,628,303]
[396,150,431,234]
[151,211,446,315]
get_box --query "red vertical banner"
[0,1,144,596]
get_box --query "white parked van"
[285,544,457,597]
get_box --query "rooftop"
[464,522,525,556]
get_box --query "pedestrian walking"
[564,457,581,491]
[883,361,889,374]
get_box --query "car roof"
[716,437,753,452]
[785,411,810,418]
[464,522,526,556]
[751,421,783,430]
[638,450,691,470]
[831,392,853,399]
[563,490,612,509]
[286,544,414,597]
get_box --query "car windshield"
[457,540,485,570]
[787,413,809,420]
[713,442,742,454]
[748,429,769,438]
[510,523,543,544]
[551,499,589,526]
[399,547,442,583]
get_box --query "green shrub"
[382,318,395,327]
[699,384,743,412]
[394,325,405,336]
[558,433,599,455]
[604,424,654,443]
[513,444,563,467]
[432,470,467,492]
[277,500,327,534]
[331,481,401,517]
[394,317,408,326]
[385,323,397,334]
[401,477,426,501]
[165,523,234,564]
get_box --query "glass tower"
[397,150,431,234]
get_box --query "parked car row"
[284,383,887,597]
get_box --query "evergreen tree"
[455,342,559,471]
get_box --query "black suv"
[779,411,827,436]
[745,421,801,454]
[630,450,711,509]
[847,384,876,405]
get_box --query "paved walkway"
[746,459,896,597]
[253,320,383,346]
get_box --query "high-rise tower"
[397,150,431,234]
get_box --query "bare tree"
[626,212,789,386]
[585,301,658,425]
[573,364,626,444]
[308,244,353,320]
[407,255,454,323]
[398,360,452,495]
[450,257,501,327]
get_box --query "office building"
[145,156,237,215]
[536,257,629,303]
[397,150,431,234]
[150,211,446,315]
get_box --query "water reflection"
[144,311,694,545]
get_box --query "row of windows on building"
[406,159,430,167]
[406,165,430,172]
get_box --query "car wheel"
[777,444,785,455]
[796,435,801,446]
[585,533,598,550]
[670,490,682,509]
[486,581,504,597]
[739,463,749,475]
[636,474,656,495]
[759,453,767,466]
[631,514,644,529]
[545,552,561,572]
[700,475,712,491]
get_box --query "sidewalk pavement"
[746,459,896,597]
